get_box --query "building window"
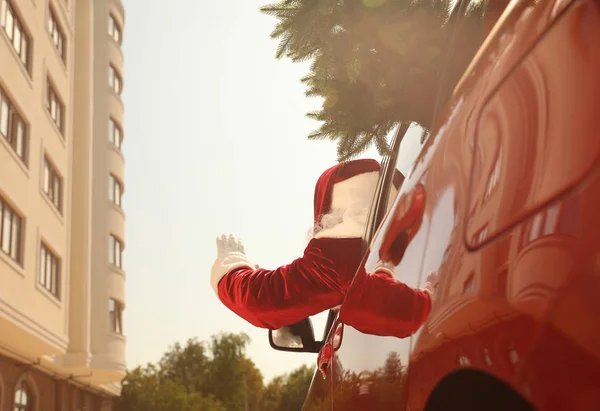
[518,197,582,251]
[108,65,122,95]
[0,195,22,264]
[46,78,64,134]
[108,118,122,150]
[14,381,31,411]
[109,174,123,207]
[0,86,28,164]
[472,224,488,245]
[39,243,60,298]
[43,156,62,212]
[48,6,66,61]
[0,0,31,71]
[109,234,123,268]
[484,149,502,201]
[109,298,124,334]
[108,14,121,44]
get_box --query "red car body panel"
[302,0,600,409]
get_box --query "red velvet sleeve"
[339,271,432,339]
[217,238,363,329]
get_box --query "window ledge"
[43,109,67,148]
[108,143,125,162]
[109,201,126,218]
[0,136,30,176]
[109,0,126,23]
[40,190,64,225]
[107,331,126,341]
[109,264,125,277]
[0,250,25,278]
[108,36,124,57]
[35,281,63,308]
[0,29,33,84]
[110,266,126,280]
[108,87,124,105]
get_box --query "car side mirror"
[269,318,324,353]
[268,310,339,354]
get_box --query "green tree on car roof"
[261,0,488,160]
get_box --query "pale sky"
[120,0,414,381]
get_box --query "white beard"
[306,186,399,242]
[307,207,370,241]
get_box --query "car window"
[395,125,428,183]
[373,124,428,221]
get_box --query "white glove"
[372,262,438,302]
[421,271,438,301]
[217,233,246,255]
[210,234,255,295]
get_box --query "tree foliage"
[268,364,314,411]
[261,0,489,160]
[119,334,419,411]
[118,333,316,411]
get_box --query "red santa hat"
[313,159,405,225]
[313,159,381,224]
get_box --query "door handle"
[317,321,343,379]
[317,343,333,379]
[378,184,427,265]
[332,321,344,351]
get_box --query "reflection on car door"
[326,1,494,409]
[327,125,429,410]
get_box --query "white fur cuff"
[210,252,255,295]
[371,260,396,278]
[421,282,435,301]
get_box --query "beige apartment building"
[0,0,126,409]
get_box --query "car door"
[371,1,599,410]
[300,122,412,411]
[327,110,463,411]
[323,1,496,410]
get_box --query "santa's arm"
[211,235,362,329]
[339,270,433,339]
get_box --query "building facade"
[0,0,126,409]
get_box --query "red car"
[270,0,600,409]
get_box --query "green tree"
[261,0,489,160]
[118,332,316,411]
[262,375,285,411]
[277,364,315,411]
[159,338,210,395]
[205,332,258,411]
[119,364,225,411]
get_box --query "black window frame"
[47,5,66,62]
[108,14,122,44]
[46,77,65,135]
[39,241,61,299]
[109,298,124,334]
[108,117,123,150]
[109,173,123,207]
[0,194,23,265]
[43,154,63,212]
[0,85,29,165]
[108,64,122,95]
[109,234,123,269]
[0,0,32,72]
